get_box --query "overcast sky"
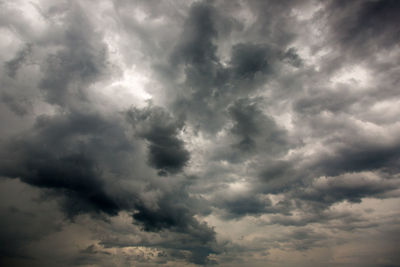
[1,0,400,266]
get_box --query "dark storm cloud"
[172,2,218,67]
[131,183,209,233]
[1,0,124,218]
[133,201,218,265]
[164,1,290,135]
[230,43,270,80]
[314,0,400,77]
[127,105,190,175]
[0,107,217,263]
[253,134,400,208]
[158,0,399,226]
[325,0,400,57]
[100,224,219,266]
[1,0,400,266]
[166,1,227,133]
[226,43,283,95]
[96,189,218,265]
[0,112,126,217]
[315,137,400,177]
[297,172,399,206]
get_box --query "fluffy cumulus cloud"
[0,0,400,266]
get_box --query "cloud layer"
[0,0,399,266]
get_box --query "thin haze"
[0,0,400,266]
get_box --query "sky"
[0,0,400,266]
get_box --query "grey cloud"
[1,92,31,116]
[243,0,306,46]
[133,189,204,232]
[0,107,217,264]
[165,2,291,135]
[297,172,399,206]
[0,112,127,217]
[167,1,227,133]
[325,0,400,57]
[1,0,400,266]
[0,180,63,265]
[101,202,219,265]
[172,2,218,67]
[315,137,400,177]
[214,193,276,219]
[230,43,271,81]
[38,3,112,108]
[282,47,303,68]
[255,160,305,195]
[267,208,374,229]
[313,0,400,78]
[285,228,327,251]
[127,105,190,175]
[228,98,289,155]
[294,88,358,115]
[4,43,32,78]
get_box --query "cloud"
[325,0,400,57]
[298,172,400,205]
[4,43,32,78]
[37,5,111,108]
[228,97,289,155]
[127,105,190,175]
[0,112,126,217]
[0,0,400,266]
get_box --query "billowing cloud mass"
[0,0,400,266]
